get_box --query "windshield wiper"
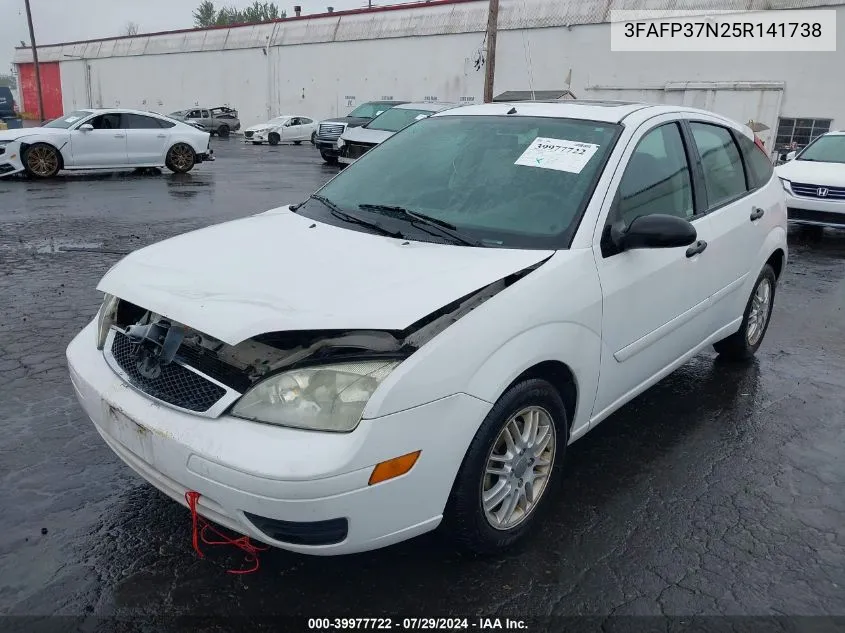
[310,195,404,238]
[358,204,484,247]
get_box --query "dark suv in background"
[314,100,407,164]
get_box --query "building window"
[775,117,832,151]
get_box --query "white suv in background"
[67,102,787,556]
[776,130,845,230]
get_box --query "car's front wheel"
[268,132,280,146]
[443,378,567,555]
[714,264,777,361]
[165,143,196,174]
[24,143,61,178]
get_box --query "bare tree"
[124,21,140,36]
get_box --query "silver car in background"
[170,106,241,137]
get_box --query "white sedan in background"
[243,115,318,146]
[0,108,213,178]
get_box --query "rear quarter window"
[735,133,774,189]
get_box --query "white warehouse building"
[13,0,843,157]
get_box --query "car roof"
[432,100,743,127]
[393,102,459,112]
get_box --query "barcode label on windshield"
[514,138,600,174]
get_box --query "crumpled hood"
[98,208,553,345]
[245,122,280,132]
[341,126,393,145]
[776,160,845,187]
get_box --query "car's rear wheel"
[320,150,338,165]
[443,378,567,555]
[165,143,196,174]
[217,124,230,138]
[714,264,776,361]
[268,133,280,146]
[24,143,61,178]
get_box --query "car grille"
[109,330,226,413]
[790,182,845,200]
[244,130,254,139]
[344,142,375,160]
[318,123,345,140]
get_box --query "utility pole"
[23,0,45,121]
[482,0,500,103]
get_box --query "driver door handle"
[113,133,125,138]
[686,240,708,258]
[750,207,765,221]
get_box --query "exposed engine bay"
[110,258,548,393]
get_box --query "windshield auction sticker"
[514,138,600,173]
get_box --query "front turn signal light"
[368,451,421,485]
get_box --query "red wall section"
[17,62,63,120]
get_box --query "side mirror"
[79,123,94,132]
[610,214,697,252]
[786,150,797,161]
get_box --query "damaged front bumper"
[67,319,489,555]
[0,140,26,177]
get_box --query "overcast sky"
[1,0,414,74]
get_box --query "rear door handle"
[113,134,125,138]
[750,207,765,221]
[686,240,708,258]
[156,134,167,138]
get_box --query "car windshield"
[348,103,393,119]
[310,115,620,249]
[269,117,289,124]
[797,135,845,164]
[43,110,93,129]
[366,108,436,132]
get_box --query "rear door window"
[689,122,748,208]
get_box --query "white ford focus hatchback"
[67,101,787,555]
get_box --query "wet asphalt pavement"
[0,138,844,621]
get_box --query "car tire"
[217,125,230,138]
[320,150,338,165]
[165,143,196,174]
[23,143,61,178]
[714,264,777,361]
[311,131,316,145]
[268,133,280,146]
[443,378,568,556]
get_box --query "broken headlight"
[231,360,400,432]
[96,293,119,350]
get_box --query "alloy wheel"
[27,146,59,177]
[746,278,772,346]
[481,406,556,530]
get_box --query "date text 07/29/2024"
[307,618,528,630]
